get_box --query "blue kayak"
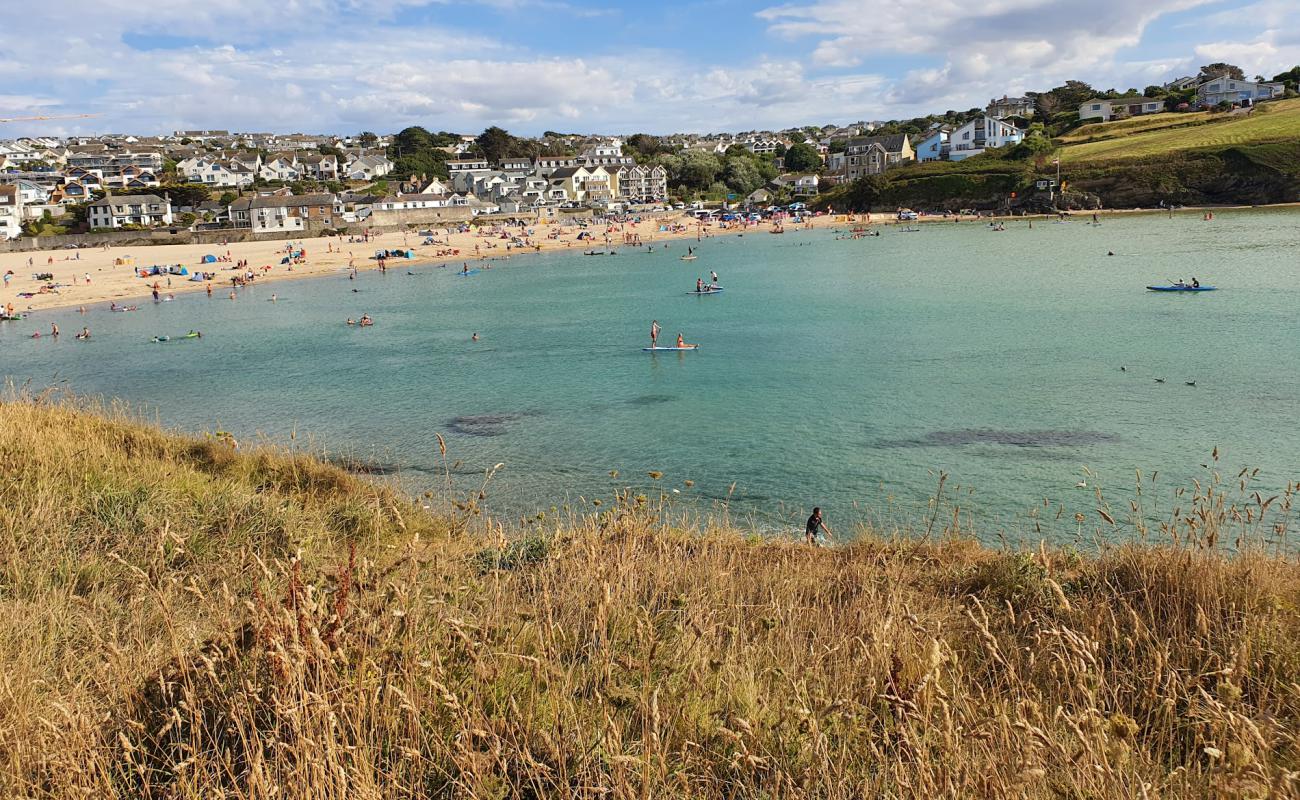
[1147,285,1216,292]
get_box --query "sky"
[2,0,1298,137]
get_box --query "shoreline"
[4,212,858,316]
[6,201,1297,318]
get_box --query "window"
[1092,104,1101,110]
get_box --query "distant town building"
[986,95,1035,118]
[87,193,173,229]
[0,184,23,239]
[829,134,913,180]
[1077,96,1165,122]
[948,116,1025,160]
[1195,77,1285,107]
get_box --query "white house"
[344,154,393,181]
[948,116,1025,160]
[373,192,468,211]
[260,155,299,182]
[0,185,23,239]
[86,193,173,229]
[1078,96,1165,122]
[1196,77,1285,107]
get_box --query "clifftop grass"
[2,397,1299,798]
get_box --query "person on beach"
[650,320,660,347]
[805,507,830,545]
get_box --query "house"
[1196,77,1285,107]
[745,188,772,206]
[744,138,785,155]
[1077,96,1164,122]
[832,134,913,180]
[178,157,251,187]
[914,128,950,162]
[548,166,616,203]
[617,164,668,203]
[446,158,490,173]
[343,154,393,181]
[498,158,533,174]
[533,154,578,176]
[0,185,23,239]
[986,95,1035,119]
[786,173,820,196]
[948,116,1024,160]
[1164,76,1199,91]
[228,193,340,232]
[86,193,173,229]
[260,155,299,182]
[58,180,91,203]
[579,140,634,167]
[373,192,468,211]
[298,154,339,180]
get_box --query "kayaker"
[805,507,831,545]
[650,320,660,347]
[1192,277,1200,288]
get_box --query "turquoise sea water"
[4,209,1299,540]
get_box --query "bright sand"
[3,212,874,314]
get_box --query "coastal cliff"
[2,397,1297,798]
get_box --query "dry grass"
[2,396,1299,798]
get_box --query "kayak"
[644,345,698,351]
[686,287,724,294]
[455,269,481,277]
[152,336,170,342]
[1147,285,1216,292]
[182,332,201,339]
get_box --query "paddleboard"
[643,345,698,351]
[455,269,481,277]
[686,287,724,294]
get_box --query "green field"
[1060,98,1300,163]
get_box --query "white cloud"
[757,0,1226,116]
[2,0,1298,136]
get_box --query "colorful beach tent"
[201,254,217,263]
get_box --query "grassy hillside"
[1058,110,1218,145]
[2,397,1300,798]
[1060,99,1300,163]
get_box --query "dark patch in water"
[627,393,677,406]
[327,454,404,475]
[447,411,538,437]
[879,429,1118,449]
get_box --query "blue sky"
[1,0,1297,137]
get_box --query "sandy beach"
[2,212,880,317]
[7,201,1271,319]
